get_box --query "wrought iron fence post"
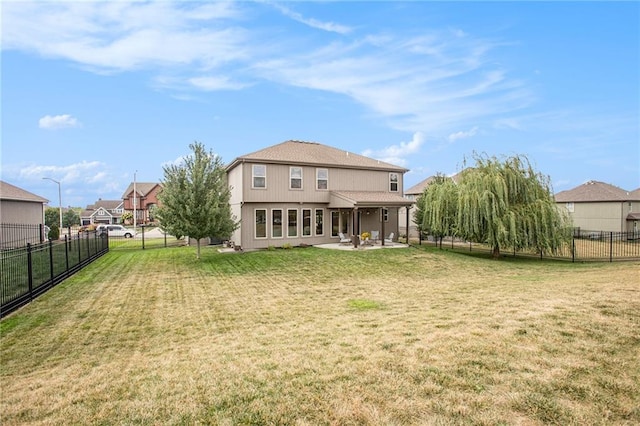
[49,239,54,282]
[27,243,33,301]
[610,232,613,262]
[142,225,145,250]
[64,235,70,274]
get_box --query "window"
[566,202,574,213]
[290,167,302,189]
[315,209,324,236]
[272,209,283,238]
[331,211,339,237]
[253,164,266,189]
[389,173,399,192]
[316,168,328,190]
[302,209,312,236]
[255,209,267,238]
[381,208,389,222]
[288,209,298,237]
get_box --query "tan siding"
[565,201,626,232]
[1,200,44,224]
[327,168,403,194]
[227,165,244,246]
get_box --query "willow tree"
[418,174,458,246]
[454,153,571,258]
[156,142,238,259]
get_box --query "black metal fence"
[1,231,108,318]
[417,230,640,262]
[0,223,48,249]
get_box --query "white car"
[97,224,136,238]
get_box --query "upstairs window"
[316,168,328,190]
[389,173,399,192]
[290,167,302,189]
[253,164,266,189]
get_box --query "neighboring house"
[0,180,49,248]
[80,199,124,225]
[555,180,640,233]
[400,171,465,239]
[226,140,413,250]
[121,182,162,224]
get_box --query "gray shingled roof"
[227,140,408,172]
[0,180,48,203]
[404,170,466,195]
[554,180,636,202]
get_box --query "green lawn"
[1,245,638,425]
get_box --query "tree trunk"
[492,245,500,259]
[196,239,201,259]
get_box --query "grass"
[1,245,639,425]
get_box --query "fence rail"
[1,231,108,318]
[0,223,48,249]
[417,230,640,262]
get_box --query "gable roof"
[0,180,48,203]
[91,199,123,210]
[227,140,408,173]
[121,182,161,199]
[554,180,636,202]
[404,170,467,196]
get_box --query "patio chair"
[371,230,379,243]
[339,232,351,245]
[384,232,395,244]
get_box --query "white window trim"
[290,166,303,190]
[252,164,267,189]
[316,168,329,190]
[566,202,574,213]
[287,208,298,238]
[330,210,340,237]
[271,208,284,239]
[315,208,324,236]
[255,208,267,239]
[302,208,312,237]
[389,173,399,192]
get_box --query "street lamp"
[42,177,62,235]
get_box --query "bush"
[48,224,60,240]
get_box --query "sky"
[2,1,639,209]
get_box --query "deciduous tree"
[156,142,238,259]
[423,153,572,258]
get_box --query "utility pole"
[42,177,62,236]
[133,170,137,234]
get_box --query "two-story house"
[80,199,124,225]
[555,180,640,233]
[122,182,162,224]
[226,140,413,250]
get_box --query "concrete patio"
[315,241,409,250]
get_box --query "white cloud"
[271,3,352,35]
[17,161,106,183]
[5,2,533,136]
[2,2,248,72]
[38,114,80,130]
[448,126,479,142]
[188,76,249,91]
[362,132,425,166]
